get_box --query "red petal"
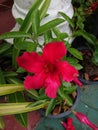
[58,61,79,82]
[42,42,66,63]
[45,75,60,98]
[24,72,46,89]
[16,52,43,73]
[61,121,67,128]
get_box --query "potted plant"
[1,0,98,130]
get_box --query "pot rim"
[39,87,81,119]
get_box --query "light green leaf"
[0,84,24,96]
[0,102,49,116]
[31,9,40,37]
[38,18,65,35]
[59,11,75,28]
[39,0,51,20]
[68,47,83,60]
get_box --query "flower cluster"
[17,41,82,99]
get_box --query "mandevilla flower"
[61,118,75,130]
[73,110,98,130]
[16,42,82,98]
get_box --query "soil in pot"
[72,37,98,84]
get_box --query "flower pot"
[39,87,80,119]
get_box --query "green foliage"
[1,0,98,128]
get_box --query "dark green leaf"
[45,99,56,116]
[0,43,11,55]
[73,30,97,46]
[15,41,37,52]
[0,70,6,84]
[58,87,73,106]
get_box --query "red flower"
[91,2,98,11]
[16,42,82,98]
[75,111,98,130]
[61,118,75,130]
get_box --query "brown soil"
[79,49,98,81]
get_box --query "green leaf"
[0,43,11,55]
[9,92,28,127]
[31,9,40,37]
[19,0,45,32]
[58,87,73,106]
[38,18,65,35]
[68,47,83,60]
[45,99,56,116]
[3,71,18,77]
[0,31,31,40]
[0,102,49,116]
[59,11,75,28]
[15,41,37,51]
[0,70,6,84]
[73,30,97,46]
[27,89,39,100]
[39,0,51,20]
[12,47,20,68]
[0,84,24,96]
[0,116,5,130]
[16,18,23,26]
[6,77,23,84]
[93,50,98,65]
[12,0,45,67]
[44,30,52,43]
[15,113,28,128]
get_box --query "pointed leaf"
[45,99,56,116]
[39,0,51,20]
[59,11,75,28]
[31,9,40,37]
[73,30,97,46]
[68,47,83,60]
[38,18,65,34]
[0,102,49,116]
[0,84,24,96]
[0,31,31,40]
[0,43,11,54]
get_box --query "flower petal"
[58,61,79,82]
[24,72,46,90]
[42,42,66,63]
[45,74,60,98]
[16,52,43,73]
